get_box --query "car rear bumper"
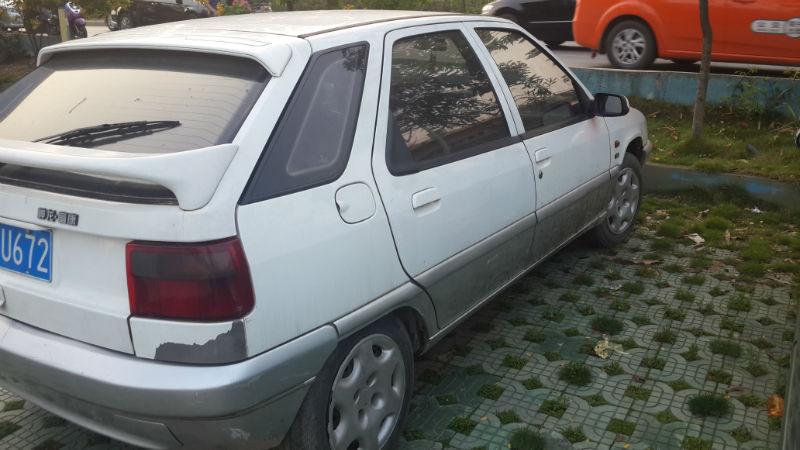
[0,314,337,448]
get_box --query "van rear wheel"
[282,317,414,450]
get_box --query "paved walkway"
[0,218,791,449]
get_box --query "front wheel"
[72,24,87,38]
[118,12,133,29]
[591,153,642,247]
[605,20,657,70]
[281,317,414,450]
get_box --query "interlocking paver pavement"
[0,190,795,449]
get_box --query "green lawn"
[634,98,800,182]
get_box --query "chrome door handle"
[411,187,440,210]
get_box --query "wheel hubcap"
[612,29,646,65]
[328,334,406,450]
[606,167,640,234]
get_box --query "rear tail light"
[126,237,254,321]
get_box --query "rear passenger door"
[372,24,537,329]
[472,26,611,260]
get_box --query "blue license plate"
[0,222,52,282]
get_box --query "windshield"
[0,50,269,153]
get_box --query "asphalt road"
[86,25,794,77]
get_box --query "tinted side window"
[388,31,510,175]
[242,44,368,203]
[476,29,585,134]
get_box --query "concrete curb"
[573,67,800,117]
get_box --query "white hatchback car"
[0,10,650,450]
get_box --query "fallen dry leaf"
[686,233,706,246]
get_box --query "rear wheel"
[605,20,656,69]
[282,318,414,450]
[73,24,87,38]
[591,153,642,247]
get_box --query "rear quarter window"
[0,50,269,153]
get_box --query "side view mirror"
[593,93,630,117]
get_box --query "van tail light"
[126,237,254,321]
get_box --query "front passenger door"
[372,25,537,329]
[474,27,612,260]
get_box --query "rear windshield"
[0,50,269,153]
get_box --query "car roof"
[180,10,459,37]
[38,11,508,75]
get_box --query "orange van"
[572,0,800,69]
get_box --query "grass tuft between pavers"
[32,439,63,450]
[523,328,546,343]
[448,416,477,435]
[625,385,652,401]
[0,420,21,440]
[675,289,696,302]
[496,409,521,425]
[655,409,679,424]
[558,361,593,386]
[730,426,752,443]
[709,339,742,358]
[641,356,666,370]
[621,281,645,295]
[583,394,608,406]
[688,394,731,417]
[509,428,545,450]
[604,361,625,376]
[606,418,635,436]
[667,379,693,391]
[539,398,568,418]
[1,399,24,412]
[561,426,587,443]
[522,377,543,390]
[727,295,752,312]
[653,328,678,344]
[681,344,701,362]
[403,429,425,441]
[682,436,712,450]
[477,384,504,400]
[591,316,624,335]
[706,369,732,384]
[502,355,528,370]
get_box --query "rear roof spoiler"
[0,139,238,211]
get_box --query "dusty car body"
[0,10,649,449]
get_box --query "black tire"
[281,317,414,450]
[605,20,656,70]
[73,24,87,39]
[119,13,133,29]
[670,58,697,67]
[590,153,643,247]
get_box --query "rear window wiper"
[34,121,181,148]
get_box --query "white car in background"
[0,10,650,449]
